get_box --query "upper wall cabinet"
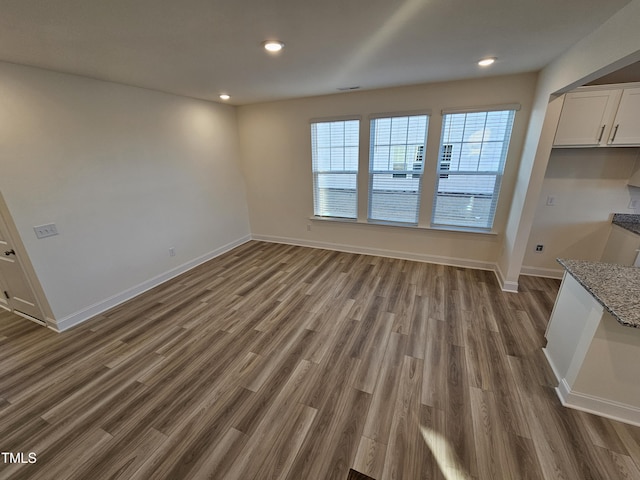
[553,89,620,146]
[553,84,640,147]
[610,88,640,146]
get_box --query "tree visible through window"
[432,110,515,229]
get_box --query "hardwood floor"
[1,240,639,479]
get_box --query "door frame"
[0,191,54,328]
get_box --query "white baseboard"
[520,265,564,279]
[494,262,519,292]
[556,378,640,427]
[53,235,252,332]
[13,310,46,327]
[544,347,640,427]
[1,298,49,327]
[251,234,497,272]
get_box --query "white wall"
[523,147,640,277]
[0,62,251,329]
[499,0,640,289]
[237,73,537,269]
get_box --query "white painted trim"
[441,103,521,115]
[545,346,640,427]
[53,235,251,332]
[309,216,498,236]
[0,191,52,322]
[369,109,432,120]
[556,378,640,427]
[13,310,46,327]
[251,234,496,271]
[520,266,564,279]
[494,262,519,292]
[46,315,62,332]
[309,115,362,124]
[1,292,48,327]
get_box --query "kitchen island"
[543,258,640,426]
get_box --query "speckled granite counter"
[612,213,640,235]
[557,258,640,328]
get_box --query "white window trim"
[369,109,432,119]
[309,115,362,124]
[307,105,520,234]
[432,107,517,230]
[310,117,361,220]
[367,112,431,225]
[441,103,521,115]
[309,215,498,236]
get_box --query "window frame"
[431,106,518,230]
[310,116,361,220]
[367,111,431,226]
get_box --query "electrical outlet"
[307,224,312,231]
[33,223,58,239]
[169,247,176,257]
[535,244,544,253]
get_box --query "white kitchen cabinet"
[601,224,640,266]
[608,87,640,146]
[553,89,621,147]
[553,84,640,147]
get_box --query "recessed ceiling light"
[219,94,230,100]
[478,57,496,67]
[263,40,285,53]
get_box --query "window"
[311,119,359,219]
[432,109,516,229]
[368,114,429,224]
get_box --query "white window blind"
[432,110,515,229]
[311,119,359,219]
[368,115,429,224]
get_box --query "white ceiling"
[0,0,632,105]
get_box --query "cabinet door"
[608,87,640,145]
[601,224,640,266]
[553,90,620,146]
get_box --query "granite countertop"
[557,258,640,328]
[612,213,640,235]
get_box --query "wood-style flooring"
[1,240,639,479]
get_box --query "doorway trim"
[0,191,54,328]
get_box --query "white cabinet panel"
[608,87,640,145]
[553,84,640,148]
[553,89,620,147]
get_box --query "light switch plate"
[34,223,58,239]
